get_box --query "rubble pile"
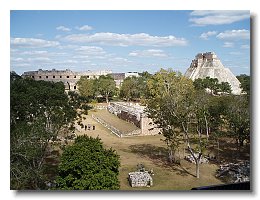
[185,153,209,164]
[128,172,153,187]
[216,161,250,183]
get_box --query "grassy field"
[91,109,139,134]
[76,109,226,190]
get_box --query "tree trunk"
[204,114,209,141]
[106,94,109,104]
[217,139,220,162]
[196,160,200,178]
[168,149,174,163]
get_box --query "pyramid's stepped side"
[185,52,242,95]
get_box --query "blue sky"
[10,10,250,75]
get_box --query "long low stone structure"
[21,68,112,91]
[107,102,159,136]
[21,69,141,91]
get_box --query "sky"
[10,10,250,75]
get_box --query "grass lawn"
[76,109,225,190]
[91,109,139,134]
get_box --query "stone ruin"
[128,172,153,187]
[128,164,154,187]
[184,52,242,95]
[107,102,159,135]
[215,161,250,183]
[22,68,112,92]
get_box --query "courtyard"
[75,109,225,190]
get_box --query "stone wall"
[22,68,112,91]
[107,102,159,136]
[22,69,141,91]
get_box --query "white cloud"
[11,57,25,62]
[199,31,218,40]
[217,29,250,40]
[57,44,79,50]
[109,57,129,62]
[229,51,243,55]
[56,26,71,32]
[108,57,131,66]
[28,57,51,62]
[76,46,106,56]
[129,49,168,57]
[223,42,234,48]
[81,60,91,63]
[241,44,250,49]
[54,60,79,64]
[20,50,48,55]
[63,32,188,47]
[76,25,93,31]
[189,10,249,26]
[11,38,60,48]
[11,63,31,67]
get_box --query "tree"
[194,77,231,95]
[55,135,120,190]
[218,82,231,94]
[193,78,205,91]
[77,76,96,99]
[120,76,140,102]
[10,73,77,189]
[225,95,250,149]
[146,69,207,178]
[97,75,117,103]
[237,74,250,95]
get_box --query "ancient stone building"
[21,69,112,91]
[22,69,140,91]
[184,52,242,95]
[107,102,159,136]
[109,73,125,88]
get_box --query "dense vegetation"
[55,135,120,190]
[193,77,232,94]
[77,75,117,103]
[10,69,250,190]
[10,72,121,190]
[143,69,250,178]
[10,72,77,189]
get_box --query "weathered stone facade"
[21,69,112,91]
[21,69,140,91]
[107,102,159,136]
[109,73,125,88]
[185,52,242,95]
[128,172,153,187]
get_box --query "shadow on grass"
[206,138,250,164]
[128,144,195,177]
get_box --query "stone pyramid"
[184,52,242,95]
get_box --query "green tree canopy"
[10,73,77,189]
[55,135,120,190]
[193,77,231,95]
[225,95,250,147]
[97,75,116,103]
[77,76,96,99]
[146,69,211,178]
[120,76,140,101]
[237,74,250,95]
[218,82,232,94]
